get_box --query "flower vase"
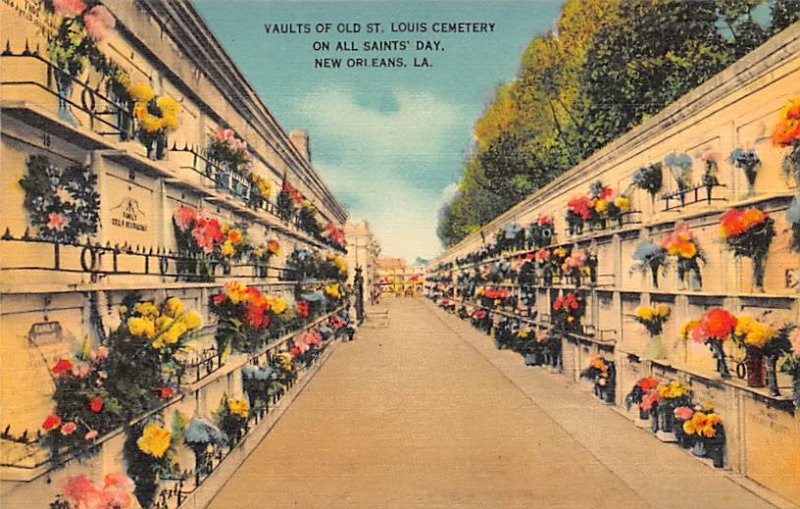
[155,135,167,160]
[792,365,800,410]
[651,411,659,433]
[55,70,78,126]
[688,269,702,291]
[639,408,650,420]
[752,255,766,292]
[745,346,766,388]
[603,387,615,404]
[765,355,780,397]
[650,265,659,288]
[745,169,757,197]
[643,334,666,360]
[658,405,675,433]
[708,445,725,468]
[710,340,731,379]
[691,440,706,457]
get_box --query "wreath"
[19,155,100,243]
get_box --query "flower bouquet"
[634,304,671,359]
[631,240,668,288]
[277,180,303,221]
[552,292,584,334]
[720,207,775,291]
[210,282,286,354]
[625,375,660,419]
[270,351,296,388]
[324,222,347,249]
[632,163,663,203]
[534,249,553,286]
[561,248,589,288]
[285,247,319,281]
[206,127,252,172]
[41,340,122,461]
[729,148,761,196]
[217,224,251,273]
[581,355,615,403]
[682,408,725,467]
[566,195,591,235]
[664,152,693,205]
[787,197,800,253]
[528,215,555,248]
[183,416,226,481]
[173,206,225,280]
[214,395,250,448]
[641,390,661,431]
[662,223,705,289]
[251,239,280,278]
[319,255,348,281]
[50,473,136,509]
[699,149,721,201]
[682,308,737,378]
[298,200,323,237]
[655,381,693,434]
[247,174,272,210]
[124,417,182,508]
[772,98,800,185]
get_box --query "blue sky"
[194,0,562,261]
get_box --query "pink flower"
[53,0,86,17]
[71,362,91,378]
[84,429,99,440]
[62,474,99,507]
[173,206,197,230]
[674,406,694,421]
[61,421,77,435]
[701,148,720,164]
[96,346,109,360]
[84,5,115,41]
[217,128,235,141]
[47,212,67,231]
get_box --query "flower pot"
[691,440,706,457]
[55,72,78,126]
[643,334,666,360]
[658,406,675,433]
[639,408,650,420]
[709,340,731,379]
[707,444,725,468]
[745,346,766,388]
[752,255,766,292]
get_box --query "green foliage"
[438,0,788,248]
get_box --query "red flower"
[212,293,228,305]
[538,215,553,226]
[88,397,103,413]
[289,346,302,356]
[700,308,737,341]
[51,359,73,378]
[61,422,77,436]
[296,300,310,319]
[158,387,174,399]
[245,303,270,329]
[637,376,659,392]
[42,414,61,431]
[553,298,562,311]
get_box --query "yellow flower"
[161,114,180,131]
[135,301,159,318]
[224,282,248,304]
[155,316,173,332]
[128,82,154,104]
[160,321,187,345]
[269,297,288,315]
[128,317,155,338]
[140,114,164,133]
[227,229,243,246]
[595,199,608,213]
[654,304,670,317]
[163,297,184,318]
[555,248,567,258]
[115,70,131,89]
[227,398,250,419]
[181,310,202,330]
[635,306,654,321]
[220,240,235,257]
[133,103,147,121]
[137,423,171,458]
[156,96,181,116]
[256,177,271,196]
[332,256,347,273]
[680,320,701,341]
[324,284,341,298]
[614,196,631,211]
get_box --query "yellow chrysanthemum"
[128,317,155,338]
[161,114,180,131]
[227,398,250,419]
[224,282,248,304]
[181,310,202,330]
[269,297,288,315]
[133,103,148,121]
[635,306,654,321]
[128,82,154,104]
[220,240,235,257]
[614,196,631,211]
[332,256,347,273]
[595,199,608,213]
[654,304,670,317]
[155,316,173,332]
[163,297,184,318]
[135,301,159,318]
[140,114,164,133]
[160,321,187,345]
[324,284,341,298]
[156,96,181,116]
[137,423,171,458]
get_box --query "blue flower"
[633,240,662,261]
[184,417,227,445]
[664,152,692,170]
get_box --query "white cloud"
[296,87,462,260]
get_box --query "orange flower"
[780,98,800,121]
[227,229,243,246]
[701,308,737,342]
[741,207,766,229]
[771,118,800,147]
[719,208,746,238]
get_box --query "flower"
[88,396,103,413]
[127,82,155,104]
[156,96,181,117]
[640,390,660,411]
[158,387,174,399]
[734,315,777,349]
[772,118,800,147]
[42,414,62,431]
[84,5,115,41]
[140,114,164,133]
[137,423,171,458]
[614,196,631,211]
[635,306,654,321]
[720,207,767,238]
[220,240,235,257]
[51,358,73,377]
[701,308,738,341]
[637,376,660,392]
[181,311,202,330]
[663,223,699,259]
[134,301,159,318]
[173,206,197,230]
[128,317,155,338]
[61,421,77,435]
[270,297,288,315]
[267,239,281,255]
[162,297,184,318]
[227,398,250,419]
[674,406,694,421]
[53,0,86,17]
[84,429,98,440]
[296,300,310,318]
[47,212,67,231]
[161,114,180,131]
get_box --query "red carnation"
[158,387,174,399]
[42,414,61,431]
[212,293,228,305]
[88,397,103,413]
[51,359,73,378]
